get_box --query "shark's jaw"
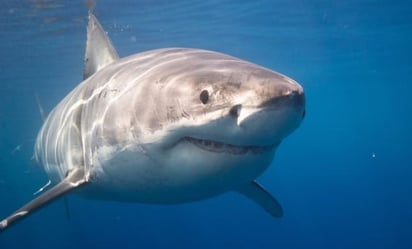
[80,135,277,204]
[183,137,275,155]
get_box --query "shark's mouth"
[184,137,274,155]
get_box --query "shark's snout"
[260,89,305,111]
[230,77,305,146]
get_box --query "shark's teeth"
[184,137,273,154]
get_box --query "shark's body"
[0,13,305,231]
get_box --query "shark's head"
[106,48,305,201]
[153,50,305,149]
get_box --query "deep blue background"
[1,0,411,248]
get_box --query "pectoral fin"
[0,168,87,232]
[236,181,283,218]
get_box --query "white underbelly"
[81,143,276,204]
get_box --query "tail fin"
[35,93,47,122]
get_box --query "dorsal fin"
[83,11,119,79]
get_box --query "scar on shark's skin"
[0,10,305,231]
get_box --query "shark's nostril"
[286,90,305,108]
[229,104,242,117]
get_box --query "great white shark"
[0,12,305,231]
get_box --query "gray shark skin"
[0,12,305,231]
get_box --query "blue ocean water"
[0,0,411,248]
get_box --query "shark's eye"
[199,90,209,104]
